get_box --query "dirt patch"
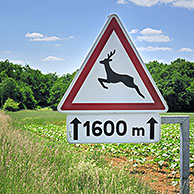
[107,156,194,194]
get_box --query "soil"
[107,156,194,194]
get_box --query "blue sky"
[0,0,194,75]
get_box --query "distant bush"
[36,107,53,111]
[3,98,20,111]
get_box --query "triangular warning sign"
[58,14,168,113]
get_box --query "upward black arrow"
[147,117,158,140]
[70,117,81,140]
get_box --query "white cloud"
[63,35,75,40]
[129,29,139,34]
[143,58,168,63]
[55,44,62,47]
[26,32,74,42]
[127,0,194,9]
[10,60,28,65]
[140,28,162,35]
[178,47,193,52]
[129,0,158,7]
[25,32,44,38]
[117,0,128,4]
[138,46,172,51]
[41,56,64,62]
[137,27,171,42]
[6,50,11,54]
[67,35,75,39]
[172,0,194,9]
[0,58,28,65]
[30,36,60,42]
[137,34,171,42]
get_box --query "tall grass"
[0,111,156,194]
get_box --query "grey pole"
[161,116,190,194]
[180,117,190,194]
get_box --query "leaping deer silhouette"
[98,50,145,99]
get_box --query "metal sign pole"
[161,116,190,194]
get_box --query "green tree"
[20,85,37,109]
[0,77,21,108]
[146,59,194,112]
[20,66,57,108]
[49,71,77,110]
[3,98,20,111]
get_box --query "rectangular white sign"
[66,114,161,144]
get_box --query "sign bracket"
[161,116,190,194]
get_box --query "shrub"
[3,98,20,111]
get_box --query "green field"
[0,110,157,194]
[9,110,194,173]
[1,110,194,193]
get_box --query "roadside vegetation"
[10,110,193,174]
[0,110,156,194]
[1,110,193,193]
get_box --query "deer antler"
[107,50,116,59]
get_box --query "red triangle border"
[59,15,168,112]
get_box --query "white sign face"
[66,114,161,144]
[73,31,154,104]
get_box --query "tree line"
[0,60,77,111]
[146,59,194,112]
[0,59,194,112]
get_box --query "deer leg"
[98,78,110,89]
[134,85,145,99]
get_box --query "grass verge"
[0,111,156,194]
